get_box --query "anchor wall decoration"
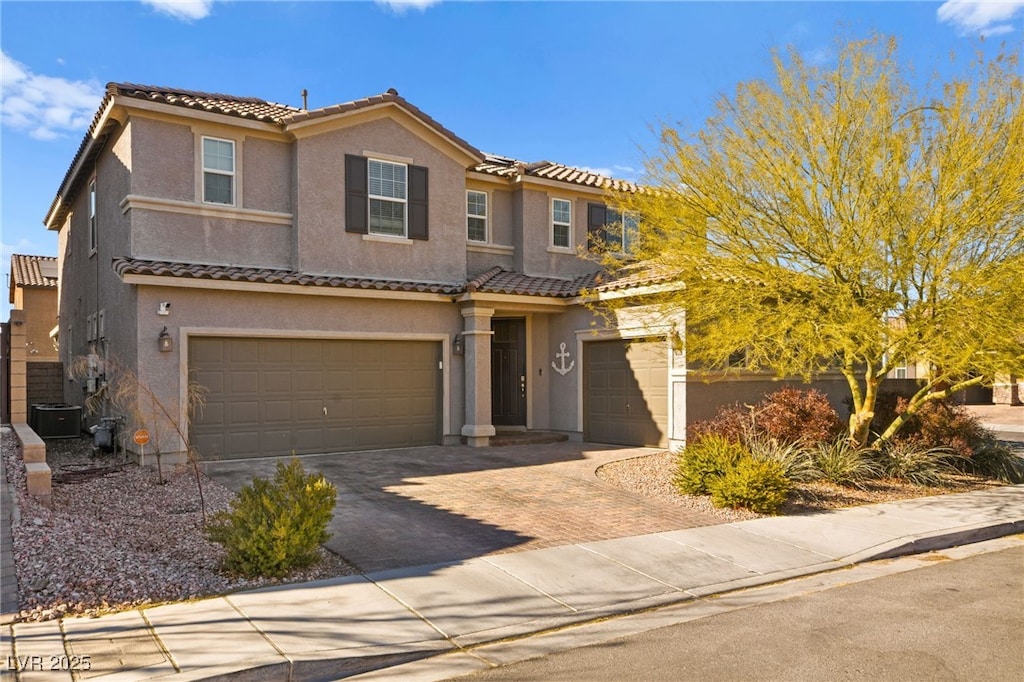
[551,342,575,376]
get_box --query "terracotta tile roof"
[467,266,600,298]
[112,258,465,295]
[113,82,302,122]
[111,258,664,300]
[10,254,58,288]
[587,263,680,293]
[473,154,642,193]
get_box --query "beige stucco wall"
[18,288,58,362]
[295,116,468,283]
[515,188,601,280]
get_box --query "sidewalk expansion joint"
[138,607,180,674]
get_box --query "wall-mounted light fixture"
[452,334,464,355]
[158,326,173,353]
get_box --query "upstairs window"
[202,137,235,205]
[552,198,572,249]
[368,159,407,236]
[345,154,429,240]
[88,178,97,253]
[467,190,487,242]
[588,203,639,254]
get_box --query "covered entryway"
[491,318,527,427]
[584,338,668,447]
[190,337,441,459]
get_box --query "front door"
[491,318,527,426]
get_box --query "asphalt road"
[460,545,1024,682]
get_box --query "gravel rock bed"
[596,450,1001,517]
[597,452,761,521]
[2,429,357,622]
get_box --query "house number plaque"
[551,342,575,376]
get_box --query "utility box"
[33,404,82,439]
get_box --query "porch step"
[487,431,569,446]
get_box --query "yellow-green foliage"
[207,459,337,578]
[709,458,791,515]
[601,34,1024,448]
[674,435,748,495]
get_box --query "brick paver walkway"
[205,443,723,572]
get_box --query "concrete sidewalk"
[4,485,1022,681]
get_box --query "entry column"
[461,305,495,447]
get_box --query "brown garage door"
[190,337,441,459]
[584,338,668,447]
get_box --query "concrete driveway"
[203,442,726,572]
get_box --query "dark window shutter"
[587,203,607,249]
[408,165,429,240]
[345,154,368,234]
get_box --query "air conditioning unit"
[33,404,82,439]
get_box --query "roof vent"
[386,88,399,96]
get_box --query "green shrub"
[964,441,1024,483]
[708,458,791,514]
[879,440,962,487]
[811,439,883,487]
[675,435,748,495]
[207,459,337,578]
[746,433,820,482]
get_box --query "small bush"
[691,388,843,447]
[879,440,962,487]
[207,459,337,578]
[746,433,820,482]
[892,399,990,459]
[708,458,791,514]
[811,439,883,487]
[675,435,748,495]
[756,387,844,445]
[964,441,1024,483]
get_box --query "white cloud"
[0,52,103,141]
[141,0,215,21]
[937,0,1024,36]
[375,0,442,14]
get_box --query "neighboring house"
[3,254,62,424]
[45,83,693,462]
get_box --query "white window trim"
[201,135,236,207]
[368,158,408,238]
[466,189,488,243]
[88,177,97,257]
[551,197,573,251]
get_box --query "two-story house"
[45,83,688,462]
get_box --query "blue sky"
[1,0,1021,317]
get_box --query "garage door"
[190,337,441,459]
[584,338,668,447]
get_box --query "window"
[894,360,908,379]
[345,154,429,240]
[606,207,639,253]
[552,198,572,248]
[467,190,487,242]
[202,137,235,205]
[88,178,97,253]
[588,203,638,253]
[368,159,407,236]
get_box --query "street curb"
[848,519,1024,563]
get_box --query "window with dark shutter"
[587,202,607,250]
[345,154,368,234]
[408,165,429,240]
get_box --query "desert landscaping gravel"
[2,428,357,623]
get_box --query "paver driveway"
[204,442,727,572]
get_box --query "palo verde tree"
[605,34,1024,447]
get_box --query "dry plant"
[68,353,210,520]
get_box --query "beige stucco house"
[46,83,697,461]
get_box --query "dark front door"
[491,318,527,426]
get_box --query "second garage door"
[584,338,668,447]
[190,337,441,459]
